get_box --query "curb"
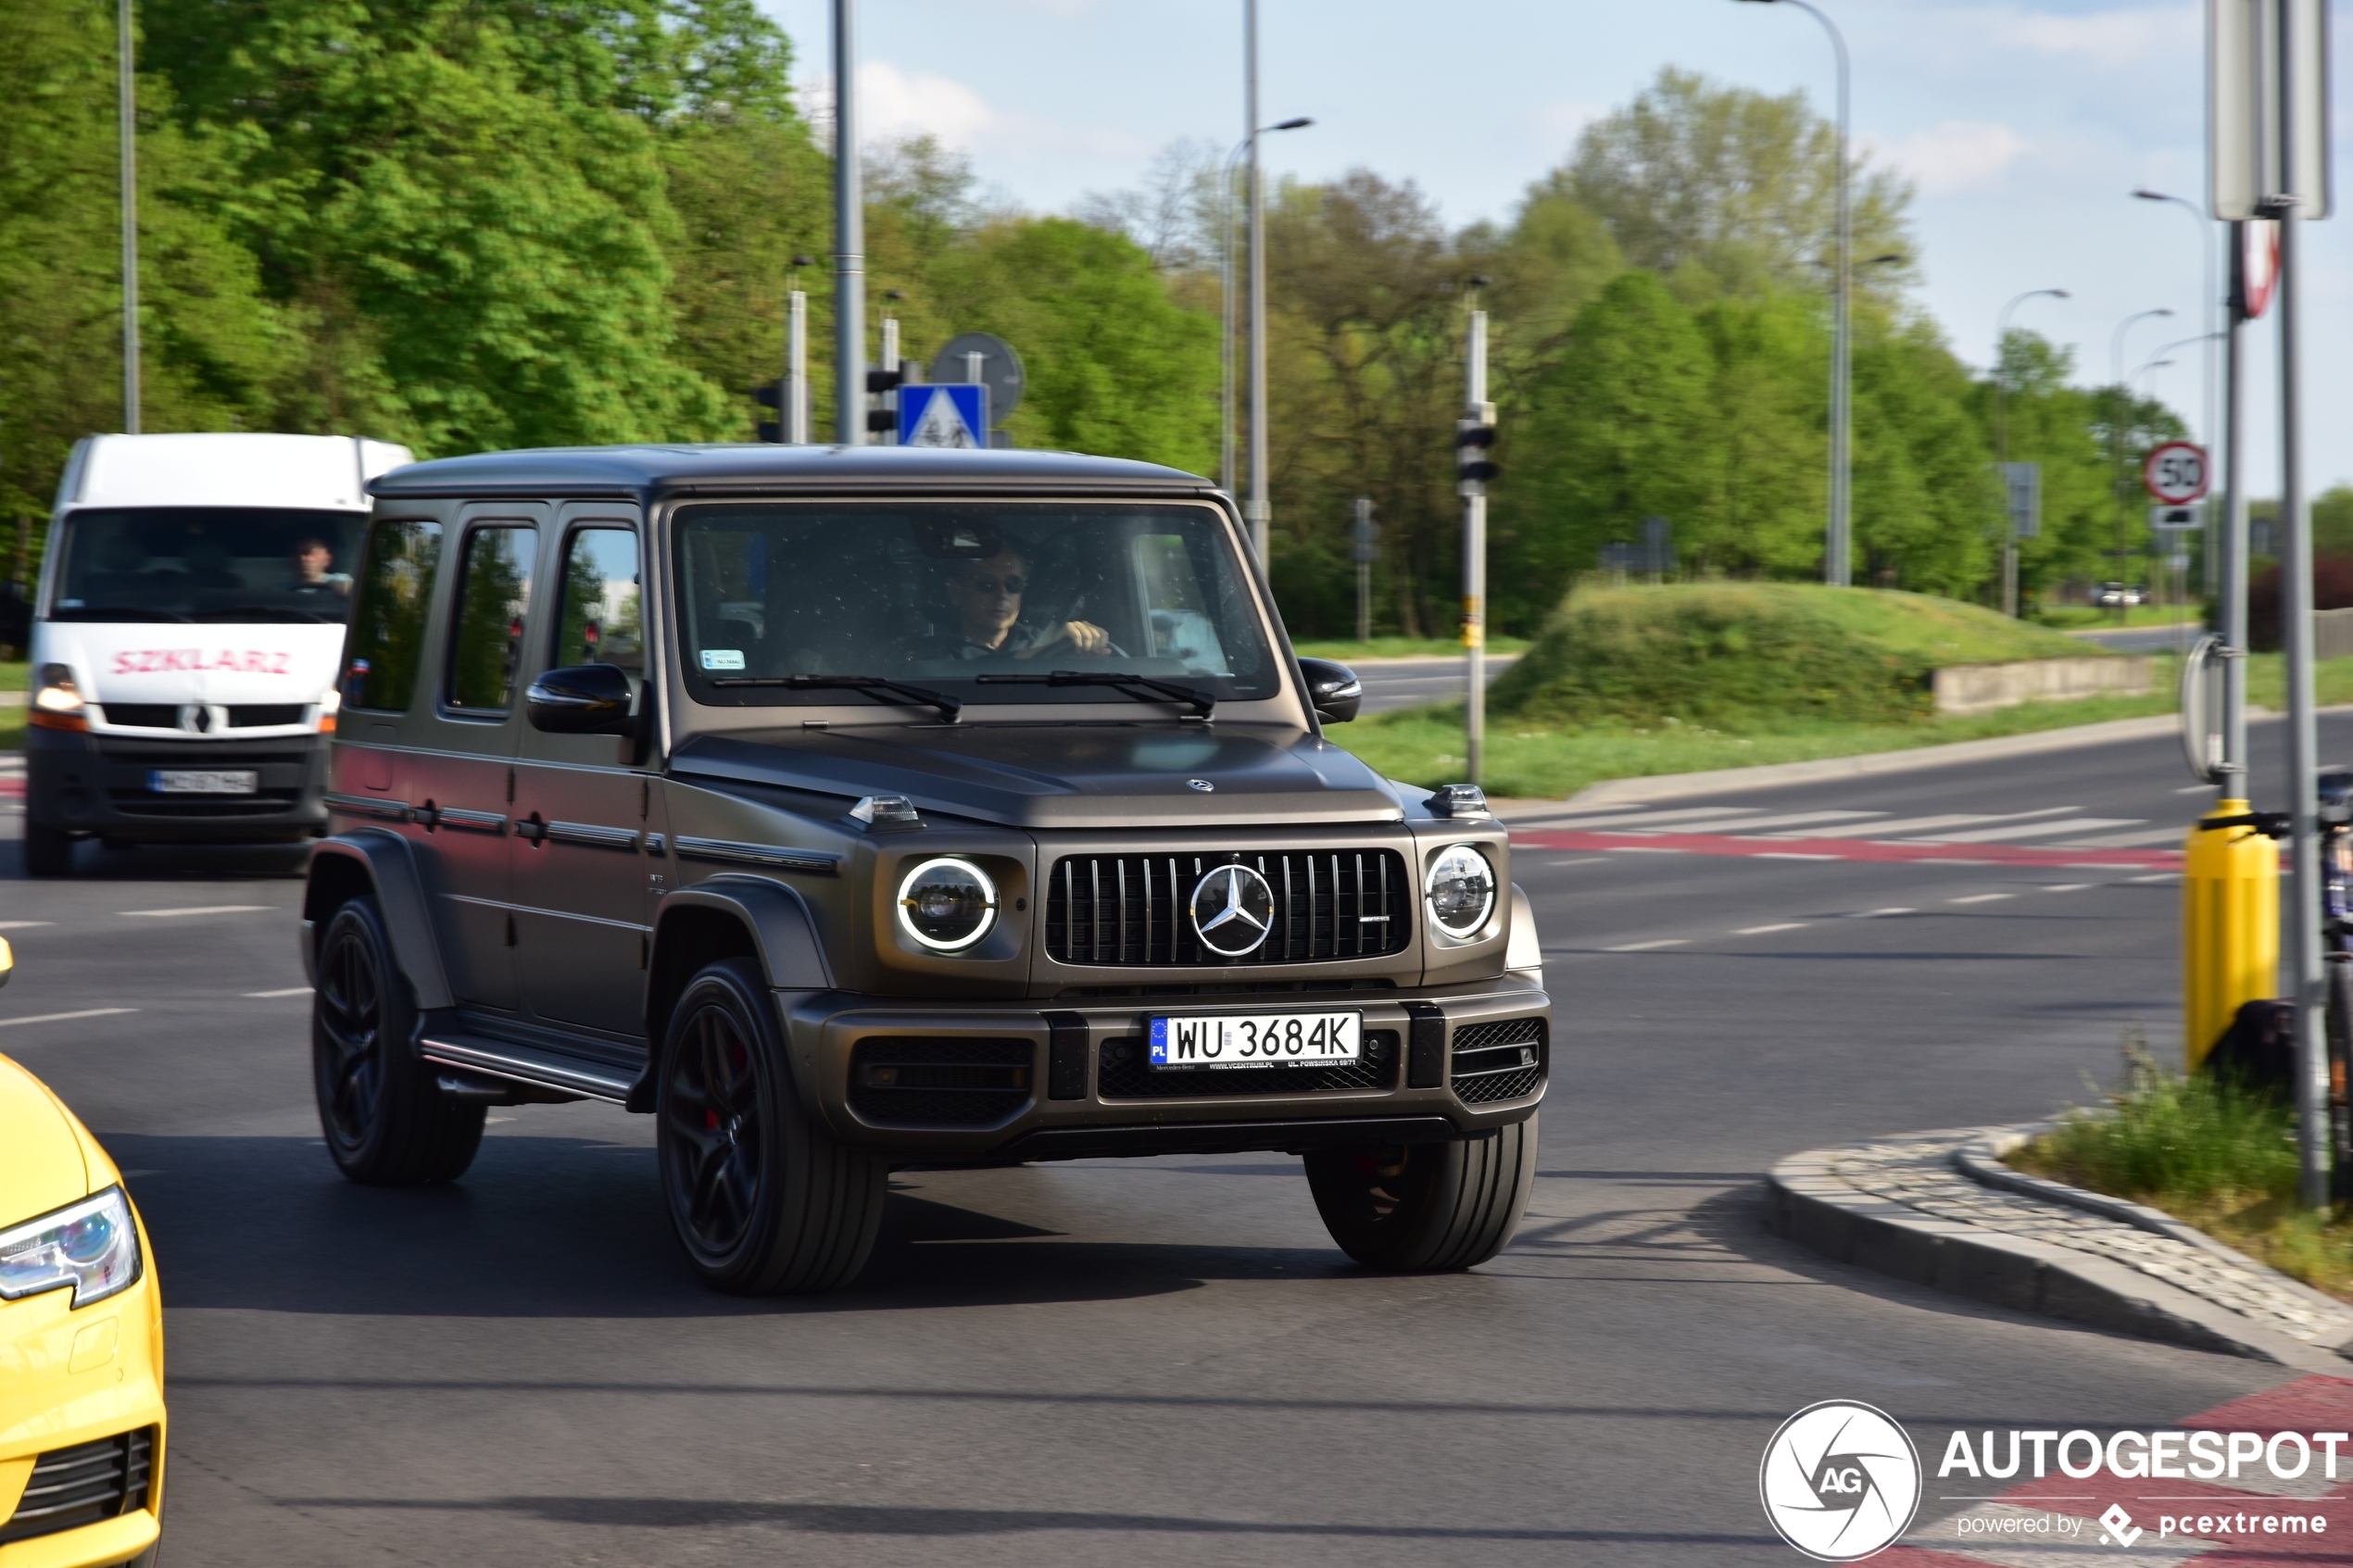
[1765,1129,2353,1371]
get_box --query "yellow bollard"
[2183,800,2281,1071]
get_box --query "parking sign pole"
[1463,307,1490,787]
[832,0,864,446]
[2221,222,2249,790]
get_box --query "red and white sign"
[2244,220,2282,320]
[2144,441,2210,505]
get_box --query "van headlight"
[0,1187,142,1309]
[1426,844,1497,937]
[32,664,84,715]
[897,859,999,951]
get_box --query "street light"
[2108,307,2174,616]
[1734,0,1852,586]
[2133,189,2219,461]
[1994,286,2069,616]
[1222,116,1311,498]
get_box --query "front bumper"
[0,1261,166,1567]
[26,723,327,843]
[784,977,1551,1161]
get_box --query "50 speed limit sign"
[2144,441,2210,504]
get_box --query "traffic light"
[865,364,906,433]
[751,383,784,444]
[1456,418,1498,488]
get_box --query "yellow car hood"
[0,1053,94,1224]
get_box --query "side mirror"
[1297,657,1362,724]
[527,663,638,735]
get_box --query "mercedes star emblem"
[1187,778,1215,792]
[1189,862,1277,957]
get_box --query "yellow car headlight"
[0,1186,143,1309]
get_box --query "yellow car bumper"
[0,1226,165,1568]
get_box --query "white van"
[21,433,412,874]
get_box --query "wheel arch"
[646,875,833,1048]
[303,831,455,1010]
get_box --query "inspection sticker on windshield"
[1149,1011,1361,1071]
[150,770,257,795]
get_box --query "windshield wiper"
[193,606,331,623]
[975,670,1215,718]
[46,606,190,622]
[709,673,961,723]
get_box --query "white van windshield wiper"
[975,670,1215,718]
[193,606,333,623]
[709,673,961,723]
[47,606,190,622]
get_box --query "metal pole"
[1244,0,1272,569]
[1993,288,2068,617]
[117,0,139,435]
[1354,495,1372,644]
[1222,138,1245,496]
[1464,307,1491,786]
[878,314,899,445]
[2221,222,2249,794]
[1784,1,1851,586]
[832,0,863,445]
[786,291,809,444]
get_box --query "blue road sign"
[898,383,990,448]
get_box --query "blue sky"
[758,0,2353,495]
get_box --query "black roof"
[368,443,1215,499]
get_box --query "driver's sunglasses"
[964,573,1025,595]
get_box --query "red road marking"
[1511,828,2184,871]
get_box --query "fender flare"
[1505,882,1541,982]
[305,831,456,1010]
[651,874,833,993]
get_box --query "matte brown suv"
[300,445,1549,1293]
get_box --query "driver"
[937,547,1111,660]
[293,537,352,595]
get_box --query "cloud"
[1881,119,2032,195]
[856,59,997,146]
[1974,5,2196,70]
[1528,99,1607,150]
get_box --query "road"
[2072,621,2206,654]
[1353,653,1518,715]
[0,721,2339,1566]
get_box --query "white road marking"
[1522,806,1769,832]
[1949,893,2013,904]
[119,904,273,918]
[1544,857,1609,867]
[2042,884,2091,893]
[0,1008,138,1029]
[1606,938,1689,951]
[1605,846,1687,854]
[1735,922,1808,935]
[1802,807,2083,840]
[1918,817,2140,844]
[2062,825,2197,847]
[244,987,312,998]
[2129,872,2182,883]
[2175,784,2216,793]
[1847,908,1916,918]
[1698,809,1884,834]
[1754,851,1836,860]
[0,921,55,930]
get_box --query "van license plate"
[1148,1011,1362,1071]
[150,770,258,795]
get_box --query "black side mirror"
[1297,657,1362,724]
[527,663,637,734]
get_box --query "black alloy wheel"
[656,959,886,1294]
[1303,1110,1540,1272]
[310,896,484,1185]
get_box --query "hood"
[39,621,346,709]
[0,1054,94,1224]
[671,723,1404,830]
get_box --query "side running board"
[418,1030,639,1104]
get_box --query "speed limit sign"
[2144,441,2210,504]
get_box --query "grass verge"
[2034,604,2204,631]
[0,660,20,751]
[1292,635,1529,660]
[2010,1046,2353,1302]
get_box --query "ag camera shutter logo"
[1759,1399,1922,1561]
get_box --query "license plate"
[150,770,258,796]
[1148,1010,1362,1071]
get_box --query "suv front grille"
[0,1427,155,1545]
[848,1038,1034,1127]
[1450,1018,1546,1104]
[96,704,308,730]
[1047,850,1411,967]
[1097,1028,1400,1098]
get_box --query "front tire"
[1303,1111,1540,1272]
[311,896,484,1185]
[657,959,886,1294]
[23,822,71,877]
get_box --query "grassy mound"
[1486,583,2096,729]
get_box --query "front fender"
[305,830,456,1010]
[656,874,834,992]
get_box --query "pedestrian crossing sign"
[898,383,990,448]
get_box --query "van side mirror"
[1297,658,1362,724]
[527,664,637,734]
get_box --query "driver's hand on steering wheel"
[1015,620,1111,659]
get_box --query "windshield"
[48,507,364,623]
[674,502,1278,710]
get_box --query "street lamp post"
[2134,189,2221,592]
[1735,0,1851,586]
[832,0,863,445]
[1994,287,2069,617]
[1221,117,1310,499]
[118,0,138,434]
[2108,307,2174,615]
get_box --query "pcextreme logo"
[1759,1400,1923,1562]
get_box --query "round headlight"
[896,858,1000,951]
[1425,844,1496,938]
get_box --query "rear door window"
[446,525,538,713]
[552,528,643,673]
[344,519,442,711]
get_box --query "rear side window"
[446,525,538,713]
[344,519,442,711]
[553,528,643,672]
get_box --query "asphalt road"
[0,719,2340,1566]
[1353,653,1519,716]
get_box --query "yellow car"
[0,938,165,1567]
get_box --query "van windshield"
[675,502,1278,709]
[48,507,364,623]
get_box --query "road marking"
[1513,829,2181,871]
[1920,816,2140,844]
[1755,852,1836,860]
[245,986,312,998]
[1797,806,2083,839]
[1735,922,1808,935]
[0,1008,137,1029]
[2042,884,2091,892]
[1604,846,1686,854]
[2175,783,2214,793]
[2129,872,2181,883]
[0,921,55,930]
[1545,857,1609,867]
[1848,908,1915,918]
[1949,893,2013,904]
[1606,938,1689,951]
[119,905,273,918]
[1707,809,1884,834]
